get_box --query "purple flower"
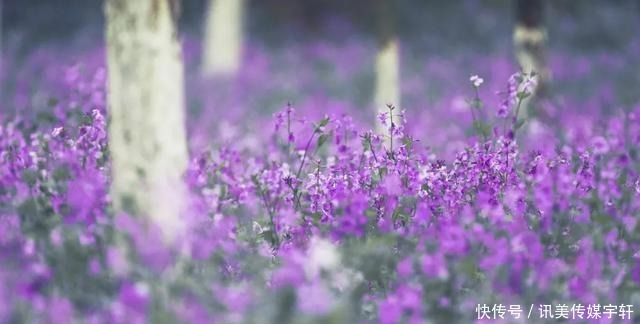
[591,136,610,155]
[379,295,403,324]
[378,112,389,126]
[117,281,150,315]
[47,297,74,323]
[420,252,449,280]
[396,258,413,278]
[214,284,253,314]
[297,280,335,315]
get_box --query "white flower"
[51,127,63,137]
[470,74,484,88]
[304,237,340,278]
[252,221,265,234]
[332,268,364,292]
[520,74,539,96]
[134,282,150,297]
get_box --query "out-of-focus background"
[2,0,640,152]
[4,1,639,52]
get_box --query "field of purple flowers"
[2,2,640,323]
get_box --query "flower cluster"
[1,68,639,323]
[1,30,640,323]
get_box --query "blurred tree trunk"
[105,0,188,240]
[514,0,549,118]
[202,0,245,77]
[374,0,400,133]
[1,0,3,58]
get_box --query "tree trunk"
[514,0,549,118]
[105,0,188,240]
[374,0,400,134]
[1,0,3,59]
[202,0,245,77]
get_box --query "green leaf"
[459,258,480,279]
[53,165,71,182]
[362,138,371,150]
[317,134,329,148]
[273,287,297,324]
[22,169,39,187]
[260,229,278,246]
[592,212,610,226]
[17,197,39,219]
[365,209,377,220]
[517,91,531,100]
[17,197,58,236]
[315,117,331,133]
[474,98,484,109]
[319,117,330,127]
[402,137,414,150]
[36,111,57,124]
[47,97,59,107]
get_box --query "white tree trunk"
[105,0,188,241]
[513,26,548,121]
[373,0,400,137]
[0,0,3,60]
[202,0,245,77]
[374,38,400,130]
[514,25,549,81]
[514,0,549,120]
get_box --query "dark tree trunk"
[516,0,544,29]
[375,0,395,49]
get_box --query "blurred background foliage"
[3,0,640,136]
[4,0,640,52]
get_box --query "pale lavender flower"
[470,74,484,88]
